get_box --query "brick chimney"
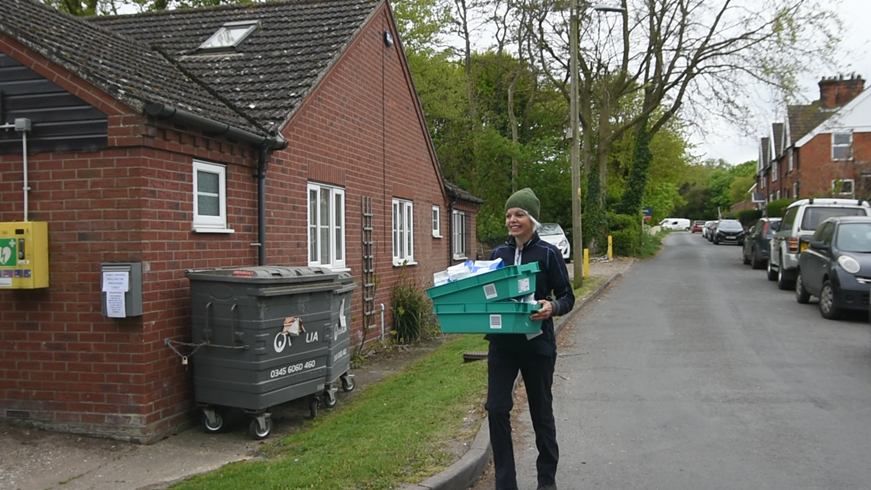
[818,74,865,109]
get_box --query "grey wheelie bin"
[185,266,340,440]
[322,272,358,408]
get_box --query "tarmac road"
[476,232,871,489]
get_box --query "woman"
[485,187,575,490]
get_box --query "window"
[772,160,778,182]
[832,179,855,196]
[452,210,467,260]
[776,190,781,200]
[307,183,346,269]
[793,182,798,199]
[788,149,794,172]
[193,160,231,232]
[833,132,852,160]
[392,199,414,265]
[198,21,260,51]
[432,205,441,238]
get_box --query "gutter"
[144,103,287,150]
[145,103,288,266]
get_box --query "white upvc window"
[772,160,778,182]
[193,160,233,233]
[832,179,855,196]
[432,205,442,238]
[452,210,467,260]
[788,149,794,172]
[307,183,346,269]
[793,182,798,198]
[776,190,781,200]
[833,132,852,160]
[392,199,415,266]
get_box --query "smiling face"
[505,207,534,245]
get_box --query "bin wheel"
[202,410,224,434]
[323,389,337,409]
[248,416,272,440]
[340,373,355,392]
[309,395,319,419]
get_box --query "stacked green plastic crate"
[425,263,542,334]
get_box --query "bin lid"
[186,266,340,285]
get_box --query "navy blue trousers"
[486,347,558,490]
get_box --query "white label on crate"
[489,314,502,329]
[0,278,11,287]
[518,278,531,293]
[483,283,498,299]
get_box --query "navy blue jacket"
[486,233,575,355]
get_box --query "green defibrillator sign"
[0,238,16,267]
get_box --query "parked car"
[707,221,719,242]
[659,218,691,231]
[702,220,714,239]
[692,220,706,233]
[768,198,871,290]
[742,217,781,269]
[538,222,571,262]
[795,216,871,319]
[712,219,744,245]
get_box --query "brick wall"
[1,3,455,442]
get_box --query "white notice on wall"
[106,291,126,318]
[102,271,129,293]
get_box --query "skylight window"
[198,20,260,51]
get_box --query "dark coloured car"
[706,220,719,242]
[795,216,871,319]
[712,219,744,245]
[692,220,706,233]
[742,217,781,269]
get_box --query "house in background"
[755,74,870,207]
[0,0,479,442]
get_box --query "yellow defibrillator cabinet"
[0,221,49,289]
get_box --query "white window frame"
[452,210,467,260]
[198,20,260,51]
[832,179,855,196]
[392,199,415,266]
[432,205,442,238]
[776,189,781,200]
[772,160,778,182]
[788,149,794,172]
[307,183,346,269]
[192,160,233,233]
[793,182,798,198]
[832,132,852,161]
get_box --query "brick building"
[756,74,871,206]
[0,0,480,442]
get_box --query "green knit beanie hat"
[504,187,540,221]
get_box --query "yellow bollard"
[583,248,589,278]
[608,235,613,260]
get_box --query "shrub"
[608,212,641,257]
[737,209,762,228]
[611,229,639,256]
[391,271,439,344]
[766,198,794,217]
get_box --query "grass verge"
[168,334,489,490]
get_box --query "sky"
[692,0,871,165]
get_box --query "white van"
[659,218,690,231]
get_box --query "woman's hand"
[530,299,553,321]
